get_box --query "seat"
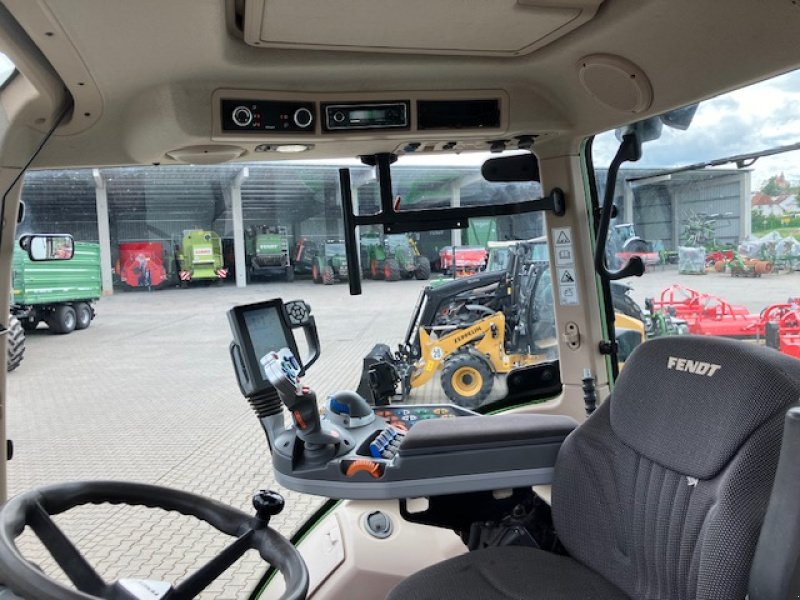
[389,336,800,600]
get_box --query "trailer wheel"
[322,266,335,285]
[74,303,93,330]
[6,316,25,373]
[49,305,77,335]
[384,259,401,282]
[441,353,494,408]
[414,256,431,280]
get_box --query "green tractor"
[175,229,227,286]
[245,225,293,282]
[361,232,431,281]
[311,241,349,285]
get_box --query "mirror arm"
[594,133,644,281]
[338,168,363,296]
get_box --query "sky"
[580,69,800,191]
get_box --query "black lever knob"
[253,490,285,523]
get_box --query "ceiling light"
[254,143,314,153]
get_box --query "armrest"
[398,414,578,457]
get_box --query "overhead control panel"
[220,99,315,133]
[211,90,509,139]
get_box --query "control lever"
[327,390,375,429]
[262,348,340,447]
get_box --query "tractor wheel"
[370,258,384,280]
[322,266,336,285]
[285,266,295,282]
[312,263,322,284]
[6,316,25,373]
[441,353,494,408]
[414,256,431,280]
[74,303,93,330]
[48,305,77,335]
[384,259,401,282]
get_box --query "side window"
[591,68,800,366]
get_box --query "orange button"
[293,410,307,429]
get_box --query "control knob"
[293,107,314,129]
[232,106,253,127]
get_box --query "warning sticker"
[551,226,580,306]
[553,227,572,246]
[558,268,575,284]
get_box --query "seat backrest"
[552,335,800,600]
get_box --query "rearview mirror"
[18,234,74,261]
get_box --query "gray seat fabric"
[387,546,629,600]
[389,336,800,600]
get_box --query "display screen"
[228,299,300,396]
[349,109,387,122]
[243,306,291,372]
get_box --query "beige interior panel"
[243,0,603,56]
[261,500,466,599]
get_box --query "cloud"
[592,68,800,188]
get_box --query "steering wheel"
[0,481,308,600]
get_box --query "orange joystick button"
[345,460,383,479]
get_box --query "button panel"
[220,99,315,133]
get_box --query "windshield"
[9,151,557,594]
[591,68,800,376]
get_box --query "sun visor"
[237,0,603,57]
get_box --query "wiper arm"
[626,140,800,182]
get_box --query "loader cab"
[0,2,798,600]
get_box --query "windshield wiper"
[626,140,800,182]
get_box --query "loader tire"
[322,266,335,285]
[384,259,401,282]
[414,256,431,280]
[6,316,25,373]
[441,353,493,408]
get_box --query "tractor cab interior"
[0,1,798,599]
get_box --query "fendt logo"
[667,356,722,377]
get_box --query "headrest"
[610,336,800,480]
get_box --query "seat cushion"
[387,546,629,600]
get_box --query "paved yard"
[6,265,798,597]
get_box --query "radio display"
[323,102,409,131]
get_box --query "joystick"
[262,348,341,448]
[327,390,375,429]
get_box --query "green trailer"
[175,229,227,285]
[12,241,101,335]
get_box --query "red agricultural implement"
[439,246,487,277]
[615,250,660,269]
[117,242,169,289]
[650,284,760,338]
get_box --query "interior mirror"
[18,234,74,261]
[615,102,700,143]
[481,153,541,182]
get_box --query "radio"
[322,102,410,131]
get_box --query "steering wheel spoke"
[169,530,255,600]
[28,501,108,596]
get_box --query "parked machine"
[175,229,227,285]
[12,242,101,334]
[116,241,170,289]
[358,241,645,407]
[362,232,431,281]
[438,245,488,277]
[245,225,294,282]
[312,241,349,285]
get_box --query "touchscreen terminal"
[228,299,300,396]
